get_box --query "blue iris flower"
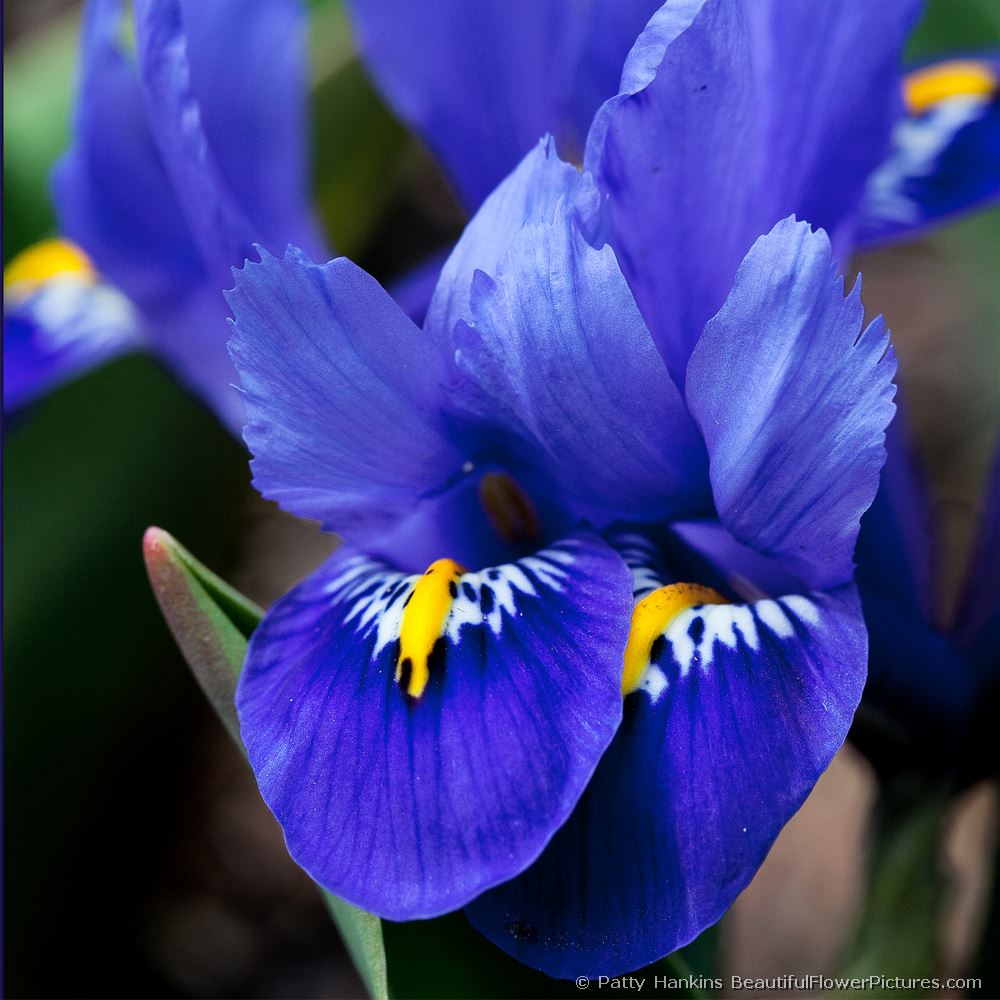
[229,64,897,977]
[3,0,324,430]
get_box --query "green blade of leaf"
[142,526,390,999]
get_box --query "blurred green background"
[4,1,999,997]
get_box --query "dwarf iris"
[227,123,896,975]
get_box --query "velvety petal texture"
[237,534,631,919]
[4,241,142,410]
[453,200,708,525]
[857,55,1000,247]
[228,248,464,535]
[348,0,658,209]
[467,534,867,977]
[686,219,897,592]
[587,0,919,379]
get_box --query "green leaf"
[142,528,390,999]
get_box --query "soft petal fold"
[685,218,897,591]
[857,55,1000,246]
[227,247,464,534]
[237,533,631,920]
[467,538,866,977]
[348,0,657,210]
[453,201,708,525]
[4,244,142,410]
[587,0,919,380]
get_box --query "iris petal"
[587,0,919,381]
[466,534,867,977]
[237,532,631,920]
[686,218,897,591]
[227,247,464,537]
[453,198,708,525]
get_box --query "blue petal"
[53,0,205,309]
[453,199,709,525]
[173,0,325,260]
[467,538,867,977]
[426,137,604,351]
[685,218,897,591]
[586,0,919,381]
[4,261,142,410]
[348,0,658,210]
[237,533,631,919]
[857,55,1000,247]
[227,247,464,536]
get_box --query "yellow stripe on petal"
[622,582,729,695]
[396,558,466,699]
[4,239,96,293]
[904,60,998,114]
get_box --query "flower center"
[622,583,729,695]
[478,472,541,545]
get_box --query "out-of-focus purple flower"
[3,0,324,429]
[227,135,896,974]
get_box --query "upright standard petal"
[227,248,464,535]
[4,241,142,410]
[587,0,919,380]
[467,534,867,977]
[237,534,631,919]
[348,0,658,210]
[453,201,708,525]
[857,56,1000,246]
[426,137,603,349]
[686,219,897,592]
[52,0,205,310]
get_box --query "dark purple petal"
[467,538,866,977]
[227,247,463,535]
[237,533,630,919]
[686,218,897,591]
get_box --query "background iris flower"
[3,0,324,430]
[227,128,896,975]
[8,0,999,430]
